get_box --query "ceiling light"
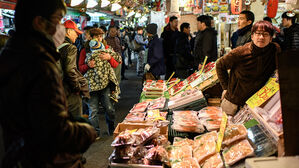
[71,0,84,6]
[111,3,121,11]
[87,0,98,8]
[101,0,110,8]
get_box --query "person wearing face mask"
[0,0,96,167]
[216,21,281,116]
[56,20,90,119]
[75,26,93,67]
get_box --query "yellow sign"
[246,78,279,109]
[216,112,228,153]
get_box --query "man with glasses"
[216,21,281,116]
[0,0,96,167]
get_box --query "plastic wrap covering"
[147,97,166,110]
[193,140,217,164]
[130,102,150,113]
[172,111,205,133]
[144,146,169,165]
[198,106,223,131]
[173,137,194,147]
[223,139,254,166]
[222,124,248,146]
[172,158,200,168]
[201,153,224,168]
[125,112,146,123]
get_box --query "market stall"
[108,61,284,167]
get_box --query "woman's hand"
[99,53,112,61]
[88,60,95,68]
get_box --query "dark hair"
[93,23,98,28]
[263,17,272,23]
[169,16,178,22]
[282,11,296,24]
[8,29,15,36]
[197,15,211,27]
[251,20,275,36]
[15,0,66,31]
[108,26,117,31]
[240,10,255,25]
[100,25,107,33]
[180,23,190,32]
[89,28,104,38]
[83,26,93,31]
[137,26,143,31]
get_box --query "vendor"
[216,21,281,115]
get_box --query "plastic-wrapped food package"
[143,80,166,98]
[169,81,188,96]
[172,158,200,168]
[168,88,204,109]
[232,106,253,124]
[201,153,224,168]
[111,129,136,147]
[148,97,166,110]
[144,146,169,165]
[114,146,137,160]
[193,140,217,164]
[198,106,222,118]
[125,112,146,123]
[133,127,160,146]
[194,131,218,147]
[130,101,150,113]
[223,139,254,166]
[146,110,167,121]
[172,111,205,133]
[168,145,193,162]
[173,137,194,147]
[222,124,248,146]
[185,71,201,84]
[148,135,169,147]
[198,107,223,131]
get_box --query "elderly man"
[216,21,281,115]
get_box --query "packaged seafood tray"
[166,115,189,143]
[172,111,205,134]
[169,81,188,96]
[168,88,205,110]
[113,123,168,139]
[172,158,200,168]
[222,124,248,146]
[143,80,166,92]
[201,153,224,168]
[190,71,214,88]
[130,102,150,113]
[125,112,146,123]
[184,71,202,84]
[148,97,167,110]
[193,140,217,163]
[198,106,223,131]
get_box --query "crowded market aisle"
[83,64,143,168]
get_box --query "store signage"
[216,112,227,153]
[231,0,242,15]
[0,1,15,10]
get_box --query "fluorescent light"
[101,0,110,8]
[87,0,98,8]
[127,11,135,17]
[71,0,84,6]
[111,3,121,11]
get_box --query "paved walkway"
[83,65,143,168]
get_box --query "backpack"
[131,39,142,51]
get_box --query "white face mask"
[52,24,66,48]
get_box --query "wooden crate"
[208,98,221,107]
[113,123,168,139]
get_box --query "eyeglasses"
[254,32,270,37]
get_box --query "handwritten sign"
[216,112,228,153]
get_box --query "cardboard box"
[245,156,299,168]
[113,123,168,139]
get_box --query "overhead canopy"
[0,0,17,10]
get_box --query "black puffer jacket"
[0,30,96,168]
[174,32,193,70]
[194,28,218,66]
[283,23,299,50]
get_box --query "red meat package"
[172,111,205,133]
[223,139,254,166]
[172,158,200,168]
[222,124,248,146]
[132,127,160,146]
[130,101,149,113]
[111,129,136,147]
[201,153,224,168]
[173,137,194,147]
[144,146,169,165]
[125,112,146,123]
[193,140,217,164]
[148,97,166,110]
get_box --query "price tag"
[216,112,228,153]
[246,78,279,109]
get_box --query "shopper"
[216,21,281,116]
[281,11,299,50]
[134,26,148,76]
[75,26,93,66]
[161,16,179,79]
[174,22,194,79]
[232,10,255,49]
[78,27,93,75]
[106,26,122,84]
[84,28,121,137]
[120,29,128,80]
[57,20,89,118]
[144,23,165,79]
[194,15,217,70]
[0,0,96,167]
[124,27,133,66]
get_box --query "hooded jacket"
[194,27,218,66]
[0,30,96,168]
[216,42,281,106]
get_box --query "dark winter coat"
[147,35,165,76]
[216,42,281,106]
[0,30,96,168]
[282,23,299,50]
[58,37,89,99]
[235,25,252,48]
[161,24,179,66]
[194,28,218,66]
[174,32,194,70]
